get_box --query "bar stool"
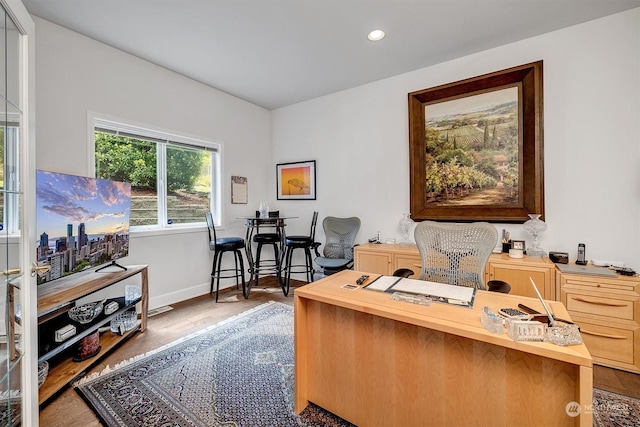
[206,213,247,301]
[252,211,282,288]
[282,211,318,296]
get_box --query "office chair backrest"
[322,216,361,260]
[414,220,497,290]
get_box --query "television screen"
[36,170,131,283]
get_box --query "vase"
[523,213,547,257]
[399,213,414,246]
[258,201,269,218]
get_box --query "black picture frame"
[276,160,316,200]
[511,240,526,251]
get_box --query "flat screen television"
[35,169,132,284]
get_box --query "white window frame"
[89,113,222,234]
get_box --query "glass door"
[0,0,35,425]
[0,3,22,426]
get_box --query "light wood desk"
[294,270,592,427]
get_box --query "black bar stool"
[206,213,247,301]
[282,211,318,296]
[252,211,282,288]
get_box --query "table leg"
[244,220,257,296]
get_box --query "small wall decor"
[408,61,544,222]
[277,160,316,200]
[231,176,248,204]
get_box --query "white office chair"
[414,220,497,290]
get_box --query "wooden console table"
[37,265,148,405]
[294,270,592,426]
[354,243,557,299]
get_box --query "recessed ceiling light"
[367,30,385,41]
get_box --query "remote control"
[356,275,369,285]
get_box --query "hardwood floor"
[594,364,640,399]
[39,277,639,425]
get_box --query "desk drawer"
[577,320,637,366]
[564,292,634,321]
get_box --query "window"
[94,118,220,230]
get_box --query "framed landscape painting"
[408,61,544,222]
[277,160,316,200]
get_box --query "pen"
[517,304,577,326]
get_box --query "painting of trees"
[408,61,544,222]
[424,86,519,206]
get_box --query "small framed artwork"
[511,240,526,251]
[231,176,248,204]
[277,160,316,200]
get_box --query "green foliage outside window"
[166,146,205,192]
[95,133,157,189]
[95,132,204,192]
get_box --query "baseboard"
[148,280,242,310]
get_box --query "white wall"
[33,9,640,308]
[33,17,272,308]
[272,9,640,269]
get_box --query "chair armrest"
[312,242,321,257]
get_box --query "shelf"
[38,297,140,364]
[38,265,148,317]
[36,264,148,407]
[38,322,140,406]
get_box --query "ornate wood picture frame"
[408,61,544,223]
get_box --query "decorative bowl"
[68,301,104,324]
[110,310,138,334]
[38,361,49,388]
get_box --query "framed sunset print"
[276,160,316,200]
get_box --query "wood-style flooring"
[39,277,639,426]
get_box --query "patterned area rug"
[75,301,353,427]
[593,388,640,427]
[75,301,639,427]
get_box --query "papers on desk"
[364,276,476,308]
[364,275,399,292]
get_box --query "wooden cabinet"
[485,253,556,300]
[37,265,149,405]
[354,244,556,299]
[558,271,640,374]
[354,244,421,276]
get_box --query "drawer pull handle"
[581,330,626,339]
[572,297,627,307]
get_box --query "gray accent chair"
[314,216,361,279]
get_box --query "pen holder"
[502,241,511,253]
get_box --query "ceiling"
[22,0,639,110]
